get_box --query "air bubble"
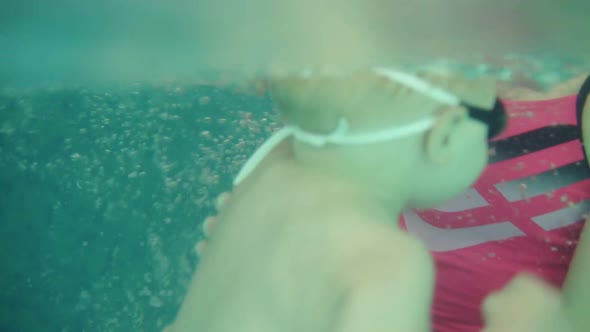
[198,96,211,106]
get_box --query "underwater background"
[3,1,590,328]
[0,81,282,331]
[1,54,589,332]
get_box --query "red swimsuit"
[401,94,589,332]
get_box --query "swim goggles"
[233,68,507,186]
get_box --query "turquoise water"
[0,84,278,331]
[0,56,588,331]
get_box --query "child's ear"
[425,106,468,165]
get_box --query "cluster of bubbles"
[0,81,279,331]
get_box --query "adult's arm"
[562,81,590,332]
[562,224,590,332]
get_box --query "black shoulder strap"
[576,75,590,164]
[576,75,590,126]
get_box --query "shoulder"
[331,220,434,288]
[330,222,434,332]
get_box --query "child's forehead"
[269,68,496,106]
[269,70,444,126]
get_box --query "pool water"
[0,56,588,331]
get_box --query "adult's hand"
[194,192,232,256]
[482,274,573,332]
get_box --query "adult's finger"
[215,192,232,210]
[202,216,218,237]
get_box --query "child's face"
[278,70,497,209]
